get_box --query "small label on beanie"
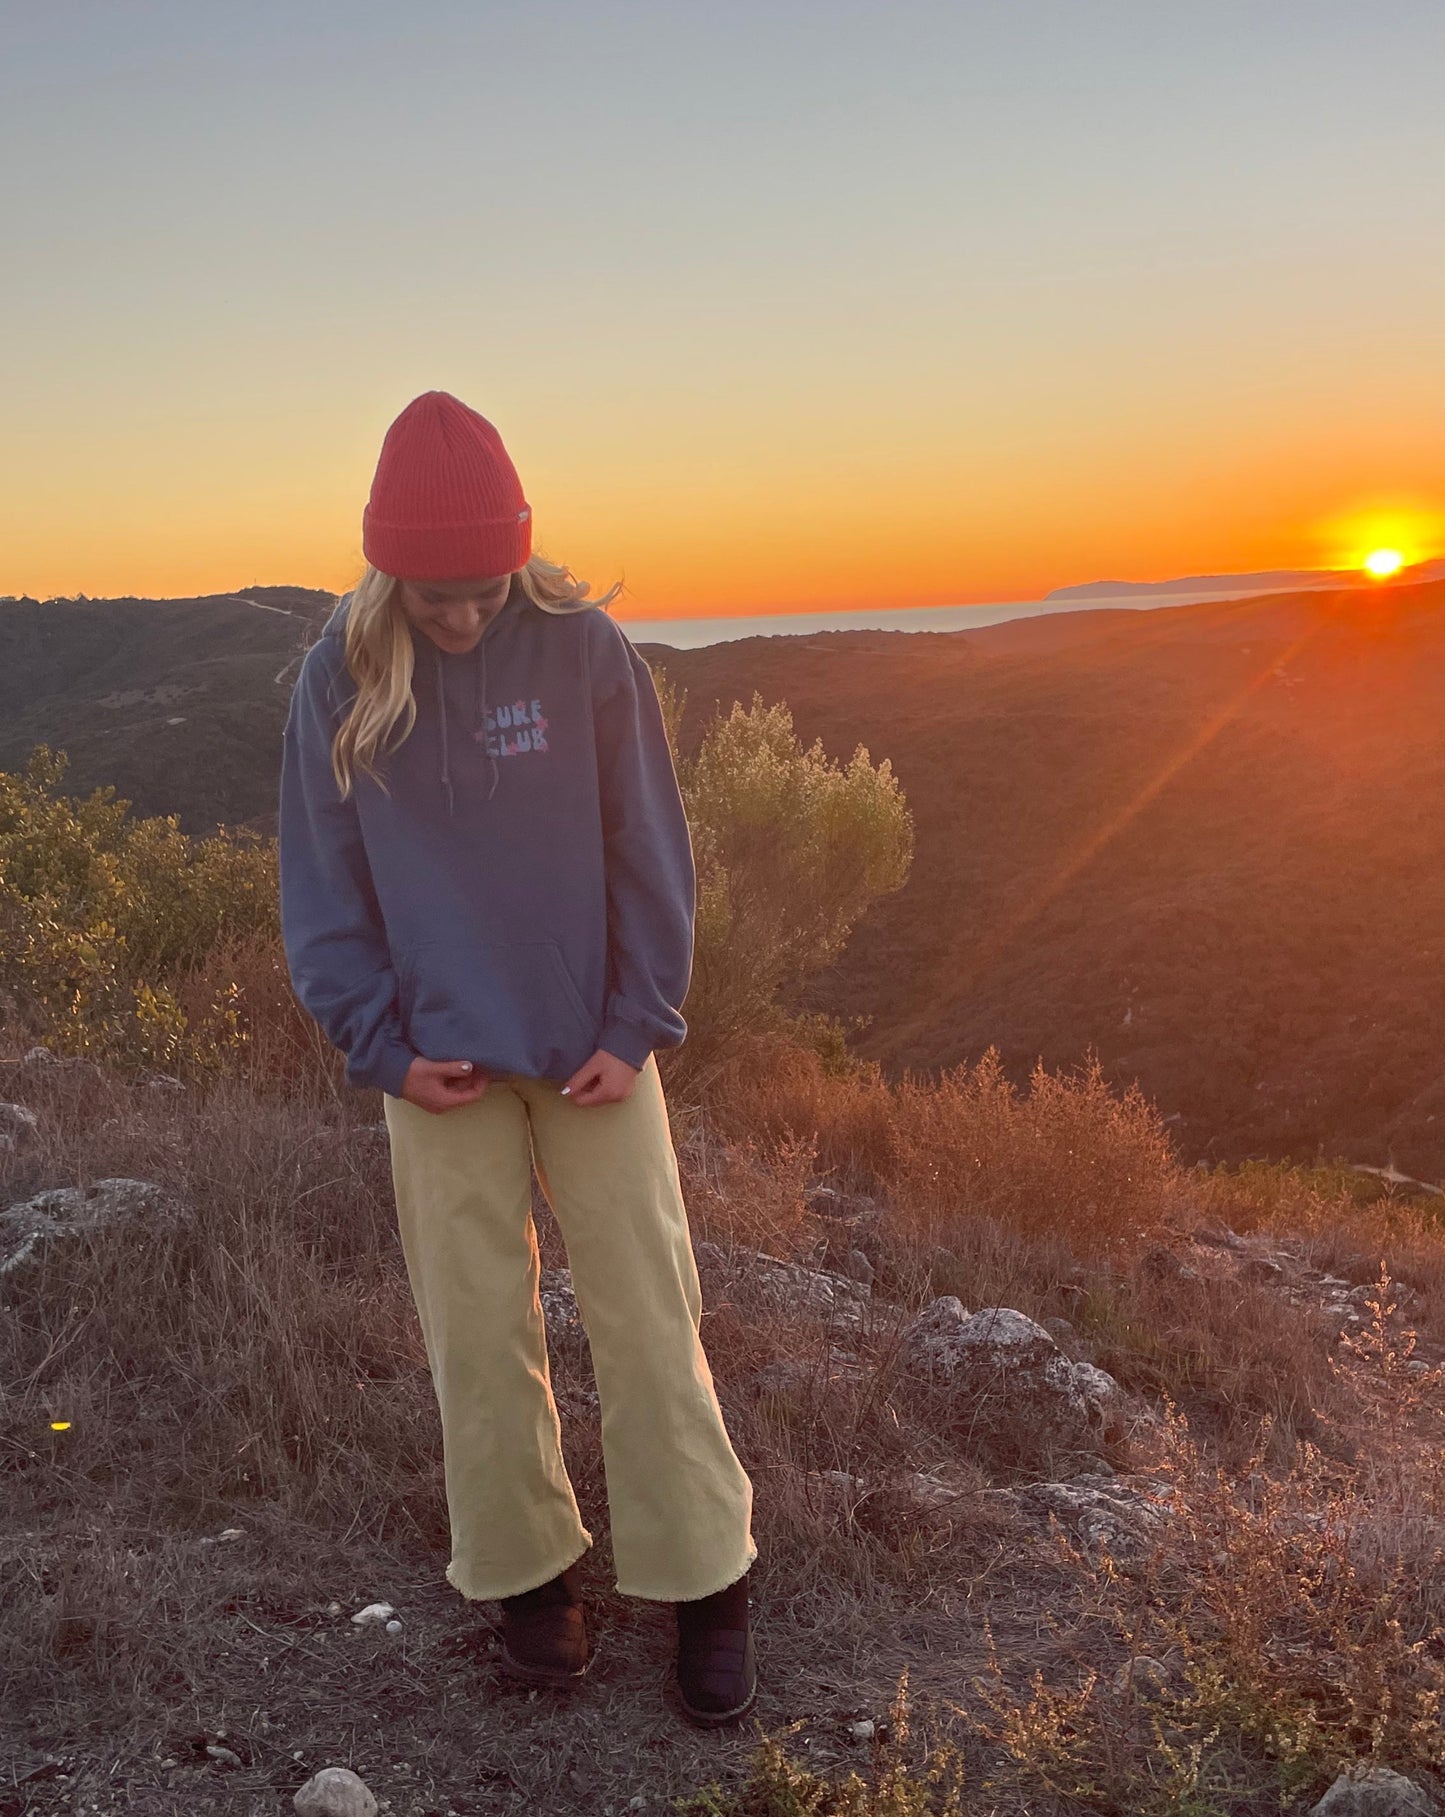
[518,506,530,521]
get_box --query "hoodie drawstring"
[434,634,499,816]
[434,645,455,817]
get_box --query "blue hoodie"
[278,578,695,1097]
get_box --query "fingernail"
[560,1086,571,1097]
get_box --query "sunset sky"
[3,1,1443,619]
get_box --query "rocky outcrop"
[0,1102,40,1152]
[1185,1223,1445,1374]
[1309,1765,1438,1816]
[899,1299,1125,1457]
[541,1245,870,1341]
[1,1178,187,1274]
[1017,1476,1172,1555]
[694,1240,870,1327]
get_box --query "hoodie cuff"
[351,1041,416,1101]
[598,1019,656,1073]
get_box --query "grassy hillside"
[0,588,330,830]
[6,578,1445,1175]
[7,625,1445,1812]
[654,579,1445,1176]
[9,1005,1445,1814]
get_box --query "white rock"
[950,1306,1058,1361]
[694,1241,870,1325]
[350,1602,396,1626]
[1310,1765,1438,1816]
[325,1602,343,1617]
[849,1719,876,1741]
[1020,1480,1172,1555]
[1042,1355,1125,1425]
[0,1103,39,1152]
[1,1178,187,1274]
[294,1766,379,1817]
[206,1745,242,1768]
[900,1294,972,1360]
[385,1619,403,1635]
[216,1527,245,1543]
[900,1300,1124,1454]
[539,1267,583,1339]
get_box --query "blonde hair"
[330,553,621,797]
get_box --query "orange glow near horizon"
[2,425,1441,618]
[6,9,1445,621]
[1317,501,1443,579]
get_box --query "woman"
[278,390,758,1726]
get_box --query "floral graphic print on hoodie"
[278,578,695,1095]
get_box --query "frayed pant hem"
[614,1538,758,1604]
[445,1536,594,1604]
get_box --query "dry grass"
[976,1383,1445,1814]
[707,1037,1346,1467]
[0,1053,1018,1814]
[8,1042,1445,1813]
[1207,1159,1445,1329]
[2,1062,431,1541]
[711,1039,1179,1254]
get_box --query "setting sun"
[1363,548,1405,579]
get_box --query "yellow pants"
[382,1055,757,1602]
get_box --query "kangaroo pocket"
[398,938,595,1079]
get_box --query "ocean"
[613,588,1263,650]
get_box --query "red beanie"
[361,390,533,581]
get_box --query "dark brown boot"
[498,1562,590,1685]
[674,1568,757,1726]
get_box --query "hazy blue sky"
[3,1,1442,611]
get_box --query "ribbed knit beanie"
[362,390,532,581]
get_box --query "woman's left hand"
[562,1049,641,1106]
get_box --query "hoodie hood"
[322,576,530,816]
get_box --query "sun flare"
[1363,548,1405,579]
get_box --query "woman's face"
[396,571,516,654]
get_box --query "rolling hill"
[5,579,1445,1176]
[0,587,331,828]
[652,580,1445,1174]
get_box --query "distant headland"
[1047,558,1445,602]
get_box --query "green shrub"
[0,746,276,1069]
[1,693,912,1092]
[666,687,914,1088]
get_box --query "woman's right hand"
[401,1056,489,1114]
